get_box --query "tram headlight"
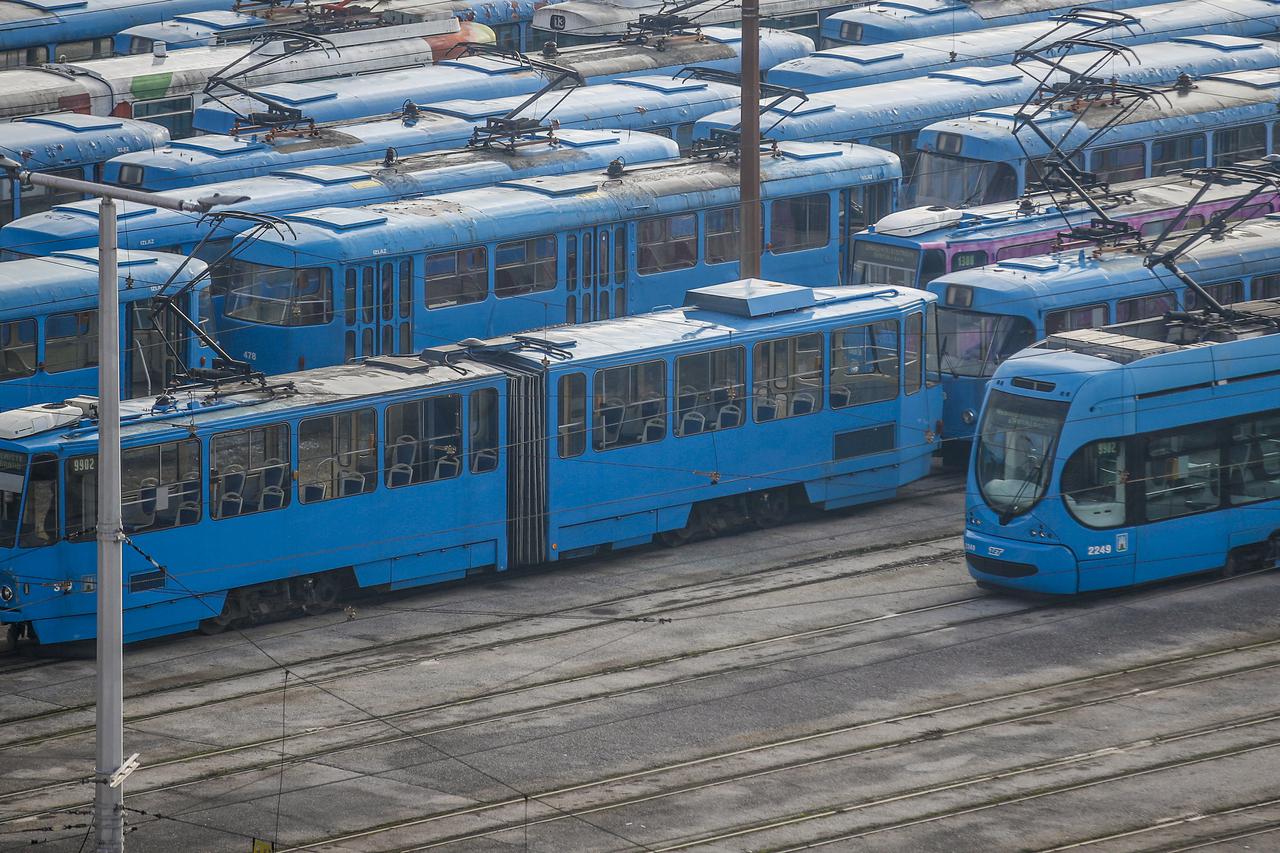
[0,585,12,603]
[961,408,977,425]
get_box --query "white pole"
[94,197,124,853]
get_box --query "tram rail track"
[1037,794,1280,851]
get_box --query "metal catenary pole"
[739,0,762,279]
[0,157,238,853]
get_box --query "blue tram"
[1,113,168,226]
[0,279,940,644]
[0,130,679,263]
[923,214,1280,452]
[192,27,811,133]
[966,299,1280,594]
[777,0,1280,93]
[0,250,213,410]
[106,75,741,190]
[210,142,900,374]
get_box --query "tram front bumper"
[964,529,1078,594]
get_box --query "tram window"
[1091,143,1146,184]
[753,333,823,423]
[1045,304,1108,335]
[868,134,918,176]
[920,250,945,285]
[495,236,557,297]
[18,167,84,217]
[1,46,46,68]
[996,239,1057,262]
[384,396,462,488]
[926,302,940,388]
[614,226,625,284]
[132,96,194,138]
[0,178,11,227]
[675,347,745,436]
[770,194,829,254]
[566,235,577,291]
[1143,427,1222,521]
[858,181,895,230]
[1062,440,1128,528]
[17,454,58,549]
[1185,281,1243,310]
[1139,214,1204,239]
[380,264,394,322]
[1026,154,1083,187]
[298,409,377,503]
[566,295,576,324]
[55,37,112,61]
[840,22,862,43]
[558,373,587,458]
[225,263,332,326]
[830,320,898,409]
[1116,293,1176,323]
[676,124,694,153]
[637,214,697,275]
[344,269,357,323]
[951,250,987,273]
[0,451,22,547]
[210,424,290,519]
[704,207,738,265]
[0,319,36,380]
[1214,123,1267,166]
[425,247,487,308]
[615,288,626,318]
[116,164,145,188]
[469,388,499,474]
[904,312,924,396]
[66,439,203,538]
[1152,133,1206,175]
[44,311,97,374]
[1254,273,1280,299]
[1227,412,1280,506]
[361,267,374,323]
[399,260,412,319]
[593,361,666,450]
[1226,203,1273,224]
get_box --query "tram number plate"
[1087,545,1113,556]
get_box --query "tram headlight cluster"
[0,584,13,603]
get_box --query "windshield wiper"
[999,435,1056,525]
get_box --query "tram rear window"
[945,285,974,308]
[935,133,963,156]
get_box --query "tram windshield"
[224,262,332,327]
[937,309,1036,377]
[975,390,1069,520]
[0,450,26,548]
[851,239,920,286]
[910,152,1018,208]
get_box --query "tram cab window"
[753,333,823,422]
[1045,304,1107,335]
[868,133,919,177]
[637,214,697,275]
[469,388,499,474]
[44,310,97,374]
[770,194,829,254]
[593,361,666,450]
[1184,280,1243,310]
[558,373,587,458]
[495,237,556,297]
[1091,143,1146,184]
[1214,124,1267,166]
[68,440,202,539]
[384,396,462,488]
[298,409,377,503]
[926,302,941,388]
[1062,440,1128,528]
[18,454,58,548]
[675,347,745,436]
[840,22,862,43]
[1143,427,1221,521]
[225,262,332,326]
[210,424,291,519]
[1152,133,1206,175]
[1116,293,1176,323]
[19,167,84,217]
[1253,273,1280,299]
[1227,412,1280,505]
[0,319,36,380]
[704,207,739,265]
[830,320,898,409]
[0,451,25,548]
[904,312,923,395]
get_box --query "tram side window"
[384,396,462,488]
[469,388,499,474]
[1116,293,1177,323]
[132,96,195,139]
[558,373,587,458]
[753,333,823,422]
[704,207,739,265]
[1152,133,1207,175]
[298,409,377,503]
[637,214,697,275]
[1214,123,1267,166]
[1045,304,1107,335]
[926,302,941,388]
[66,439,204,538]
[1143,427,1221,521]
[868,134,918,177]
[0,319,36,380]
[19,454,58,548]
[996,239,1057,262]
[1227,412,1280,505]
[1062,439,1127,528]
[675,347,745,436]
[770,194,829,254]
[44,310,97,374]
[1092,143,1146,184]
[1185,280,1243,310]
[593,361,666,450]
[424,247,487,309]
[830,320,898,409]
[18,167,83,218]
[210,424,290,519]
[1139,214,1204,239]
[1227,203,1274,224]
[904,312,924,395]
[1254,273,1280,299]
[54,37,113,62]
[495,236,556,298]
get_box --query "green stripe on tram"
[130,73,173,101]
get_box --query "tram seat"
[472,448,498,473]
[177,501,200,525]
[680,411,705,435]
[389,463,413,487]
[339,472,366,496]
[791,392,816,416]
[830,385,851,408]
[220,494,243,517]
[393,436,417,467]
[302,482,327,503]
[643,417,665,443]
[4,348,33,376]
[716,404,742,430]
[596,403,624,447]
[261,487,285,510]
[123,481,158,531]
[434,455,460,480]
[222,469,246,496]
[678,385,698,415]
[262,461,287,490]
[1229,463,1280,503]
[240,474,263,512]
[755,393,779,422]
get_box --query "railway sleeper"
[199,569,351,635]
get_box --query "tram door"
[344,261,413,361]
[124,300,185,399]
[577,226,628,323]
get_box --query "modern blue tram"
[965,298,1280,594]
[0,249,213,410]
[926,214,1280,452]
[697,36,1280,183]
[1,113,168,226]
[911,67,1280,208]
[0,130,679,262]
[191,27,810,133]
[107,74,741,190]
[776,0,1280,92]
[0,279,941,645]
[209,142,900,375]
[819,0,1162,47]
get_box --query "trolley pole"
[740,0,762,279]
[0,158,232,853]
